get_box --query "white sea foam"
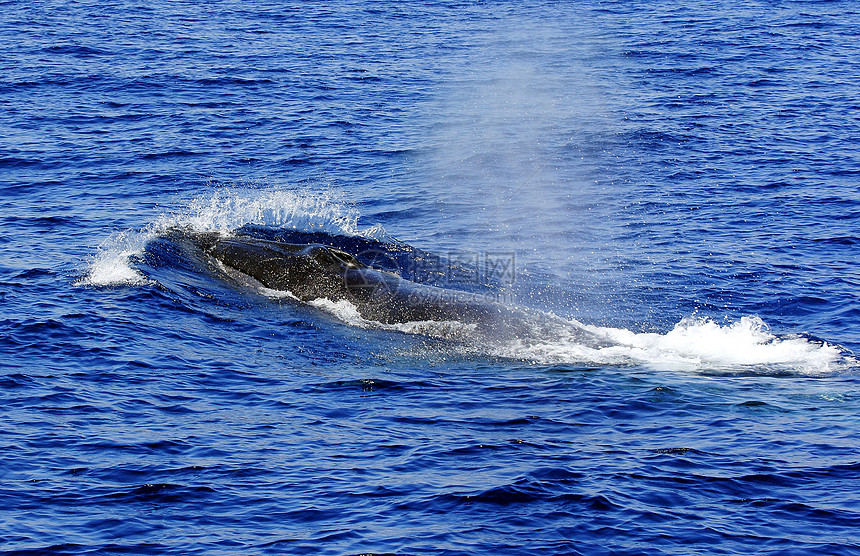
[497,315,848,375]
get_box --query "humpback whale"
[161,228,603,344]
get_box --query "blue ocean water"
[2,0,860,553]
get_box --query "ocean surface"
[2,0,859,554]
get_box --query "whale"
[182,231,520,328]
[161,228,604,344]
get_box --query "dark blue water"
[2,0,860,553]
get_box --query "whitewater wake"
[498,315,849,375]
[303,290,849,374]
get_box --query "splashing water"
[499,316,849,375]
[78,229,152,287]
[79,186,386,287]
[173,186,367,236]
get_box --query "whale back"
[175,230,535,335]
[202,236,361,301]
